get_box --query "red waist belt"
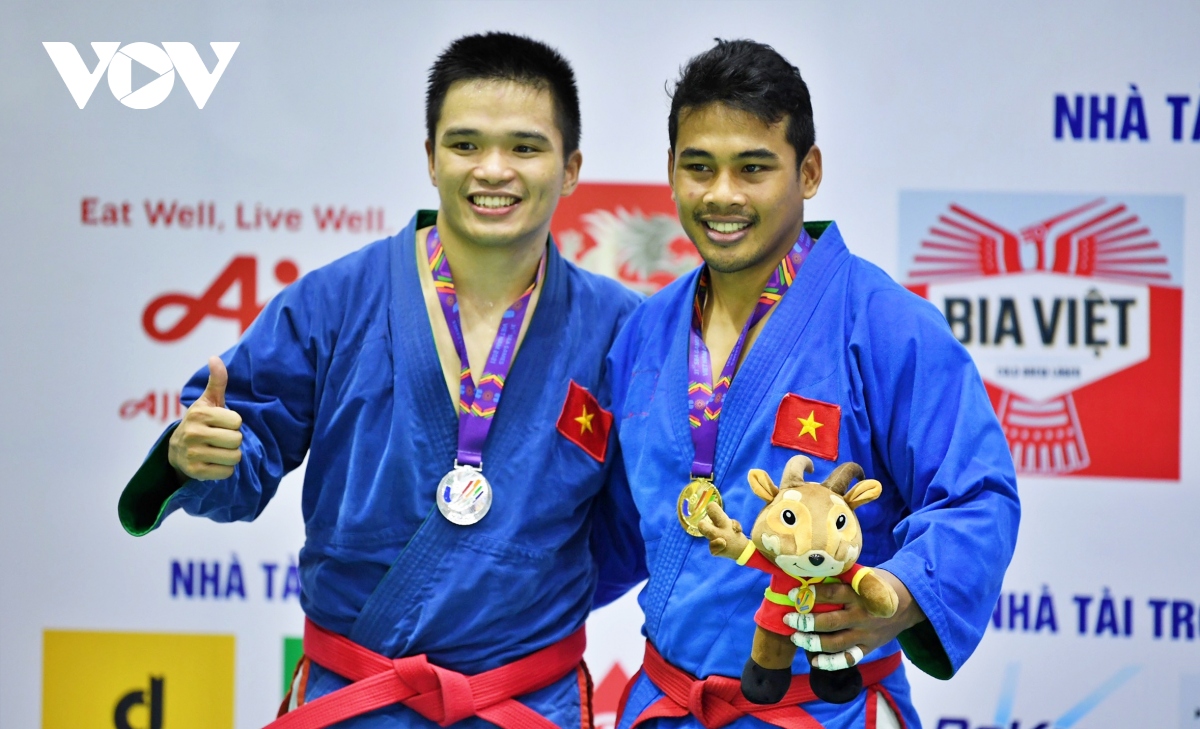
[619,642,904,729]
[267,617,587,729]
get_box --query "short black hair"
[669,39,815,167]
[426,32,581,157]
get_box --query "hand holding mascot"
[697,456,898,705]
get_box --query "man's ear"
[800,144,822,200]
[844,478,882,510]
[667,147,676,200]
[560,149,583,197]
[425,138,437,187]
[748,469,779,502]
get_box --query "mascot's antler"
[822,462,865,496]
[779,455,815,489]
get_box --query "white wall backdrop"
[2,2,1198,728]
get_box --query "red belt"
[619,642,904,729]
[268,618,587,729]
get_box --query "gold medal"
[793,585,816,614]
[677,478,723,536]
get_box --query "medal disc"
[436,465,493,525]
[676,478,723,536]
[793,585,816,614]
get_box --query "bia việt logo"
[42,630,234,729]
[900,192,1183,479]
[43,42,238,109]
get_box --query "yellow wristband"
[736,541,757,566]
[850,566,874,593]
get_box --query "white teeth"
[472,195,518,209]
[706,221,750,234]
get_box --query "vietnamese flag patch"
[771,393,841,461]
[556,380,613,463]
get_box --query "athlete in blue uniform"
[608,40,1019,729]
[118,33,645,728]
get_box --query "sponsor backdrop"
[1,2,1197,728]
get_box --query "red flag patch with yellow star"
[771,393,841,461]
[557,380,612,463]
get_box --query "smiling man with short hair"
[118,32,645,728]
[607,39,1020,729]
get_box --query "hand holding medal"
[677,478,723,536]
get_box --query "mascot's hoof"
[809,665,863,704]
[741,658,792,705]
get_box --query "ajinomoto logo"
[142,255,300,343]
[551,182,700,294]
[900,192,1183,479]
[42,630,234,729]
[43,42,238,109]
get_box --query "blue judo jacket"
[606,221,1020,729]
[119,210,649,728]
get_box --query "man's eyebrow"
[512,130,552,144]
[442,128,552,145]
[735,148,780,160]
[677,147,779,161]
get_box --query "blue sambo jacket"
[119,210,648,728]
[606,221,1020,729]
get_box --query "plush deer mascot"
[698,456,899,705]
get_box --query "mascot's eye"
[781,509,797,526]
[836,514,847,529]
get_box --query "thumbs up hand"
[168,356,244,482]
[197,354,229,408]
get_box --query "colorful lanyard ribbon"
[687,229,814,478]
[427,226,546,468]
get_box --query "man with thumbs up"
[118,33,646,729]
[166,357,243,482]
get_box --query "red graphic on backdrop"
[910,198,1167,282]
[906,197,1181,479]
[592,662,630,729]
[143,256,299,342]
[551,182,700,294]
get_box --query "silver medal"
[435,464,493,525]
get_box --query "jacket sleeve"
[853,285,1020,679]
[117,275,322,536]
[589,439,649,608]
[590,299,650,608]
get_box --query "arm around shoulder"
[590,324,650,608]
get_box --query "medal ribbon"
[688,229,814,478]
[427,226,546,468]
